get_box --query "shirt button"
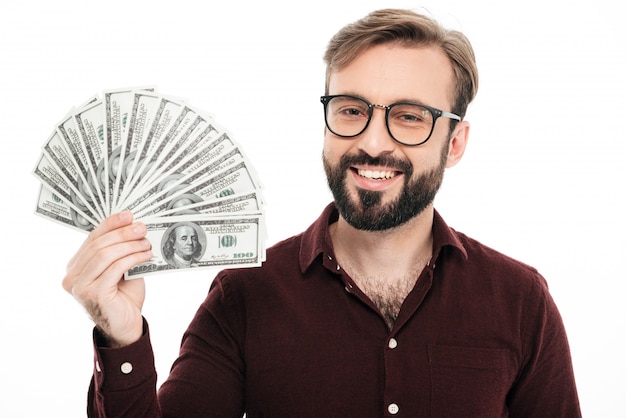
[388,403,399,415]
[388,338,398,349]
[120,362,133,374]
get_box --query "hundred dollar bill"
[123,131,240,212]
[125,106,213,200]
[131,152,260,218]
[73,99,108,214]
[135,120,223,191]
[116,94,188,206]
[103,86,155,211]
[118,106,213,209]
[142,191,264,219]
[42,129,103,221]
[114,91,168,209]
[56,110,107,219]
[134,146,250,213]
[33,153,100,225]
[126,214,264,279]
[34,185,96,232]
[130,105,200,185]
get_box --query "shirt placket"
[382,261,436,416]
[324,249,437,416]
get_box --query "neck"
[330,205,435,281]
[330,205,435,330]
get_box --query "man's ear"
[446,120,470,168]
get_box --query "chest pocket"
[428,344,517,417]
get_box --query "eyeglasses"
[320,94,461,146]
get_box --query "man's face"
[323,44,458,231]
[173,225,198,260]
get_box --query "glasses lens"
[325,96,370,137]
[387,103,434,145]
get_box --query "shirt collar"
[299,202,468,273]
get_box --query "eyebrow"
[330,91,430,107]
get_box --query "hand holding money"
[62,212,151,347]
[34,86,267,279]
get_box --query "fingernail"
[133,223,146,234]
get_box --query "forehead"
[328,44,454,109]
[175,225,196,237]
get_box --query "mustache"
[339,151,413,174]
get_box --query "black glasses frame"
[320,94,461,146]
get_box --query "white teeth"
[357,169,396,180]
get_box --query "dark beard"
[323,147,447,231]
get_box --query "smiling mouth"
[355,168,399,180]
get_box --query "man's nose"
[356,106,397,156]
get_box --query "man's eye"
[391,106,432,125]
[400,113,423,122]
[344,107,364,116]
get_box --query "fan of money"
[33,86,266,278]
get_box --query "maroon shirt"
[90,203,581,417]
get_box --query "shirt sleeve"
[507,276,582,417]
[89,318,160,417]
[87,273,246,417]
[157,271,246,417]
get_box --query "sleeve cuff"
[92,317,157,392]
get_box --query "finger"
[72,211,137,259]
[63,234,151,294]
[90,221,148,253]
[83,238,153,288]
[63,211,151,297]
[66,220,147,281]
[70,244,152,302]
[93,211,136,239]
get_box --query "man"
[63,8,581,417]
[162,223,202,268]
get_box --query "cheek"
[322,137,335,164]
[404,151,442,181]
[323,134,353,163]
[414,136,449,163]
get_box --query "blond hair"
[324,9,479,119]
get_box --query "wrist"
[94,320,145,348]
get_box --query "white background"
[1,0,624,416]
